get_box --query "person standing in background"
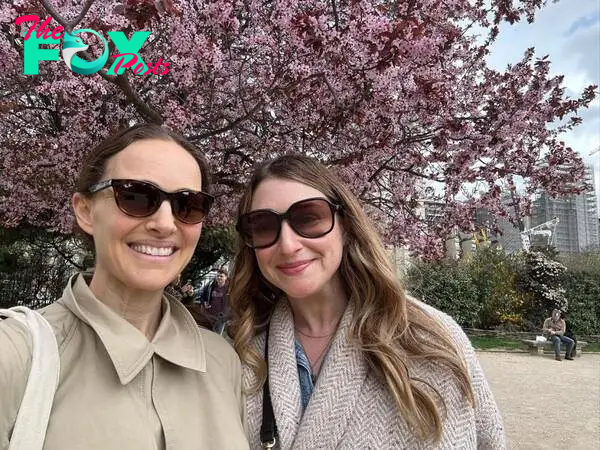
[200,268,230,334]
[178,279,212,330]
[180,279,195,303]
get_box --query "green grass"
[586,342,600,352]
[468,335,600,352]
[468,336,524,350]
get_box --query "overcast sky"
[485,0,600,209]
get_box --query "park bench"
[521,339,588,357]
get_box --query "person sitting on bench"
[561,311,577,359]
[542,309,574,361]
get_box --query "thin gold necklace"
[309,339,333,377]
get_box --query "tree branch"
[50,239,86,271]
[41,0,164,124]
[330,0,340,31]
[41,0,96,33]
[113,74,164,124]
[72,0,96,29]
[323,75,341,108]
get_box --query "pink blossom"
[0,0,596,259]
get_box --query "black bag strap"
[260,328,278,449]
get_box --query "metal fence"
[1,259,231,310]
[0,264,76,309]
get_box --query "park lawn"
[468,336,524,350]
[584,342,600,352]
[468,335,600,352]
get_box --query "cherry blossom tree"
[0,0,596,258]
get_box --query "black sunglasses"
[236,197,342,249]
[88,179,214,224]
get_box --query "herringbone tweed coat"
[243,299,506,449]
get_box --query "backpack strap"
[0,306,60,450]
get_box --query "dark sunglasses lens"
[288,199,334,238]
[239,211,280,248]
[172,191,213,224]
[114,181,160,217]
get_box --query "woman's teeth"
[130,245,175,256]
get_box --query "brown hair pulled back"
[75,123,211,195]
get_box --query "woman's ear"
[72,192,94,235]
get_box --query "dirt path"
[477,351,600,450]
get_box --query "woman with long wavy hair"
[229,155,505,449]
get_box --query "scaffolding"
[531,167,599,252]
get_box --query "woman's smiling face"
[250,177,345,301]
[73,138,204,295]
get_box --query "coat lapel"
[292,305,369,449]
[268,301,303,450]
[243,301,369,450]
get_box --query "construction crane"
[520,217,560,251]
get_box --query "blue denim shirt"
[294,340,314,411]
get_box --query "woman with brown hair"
[229,155,505,449]
[0,124,248,449]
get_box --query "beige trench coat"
[0,274,249,450]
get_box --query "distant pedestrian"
[199,268,230,334]
[177,279,212,329]
[543,309,574,361]
[180,278,195,303]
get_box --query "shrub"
[405,249,600,334]
[469,247,523,329]
[559,253,600,335]
[513,251,568,330]
[406,261,480,328]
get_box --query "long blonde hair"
[229,155,474,442]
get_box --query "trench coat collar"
[60,273,206,385]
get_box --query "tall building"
[531,166,599,253]
[475,196,531,254]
